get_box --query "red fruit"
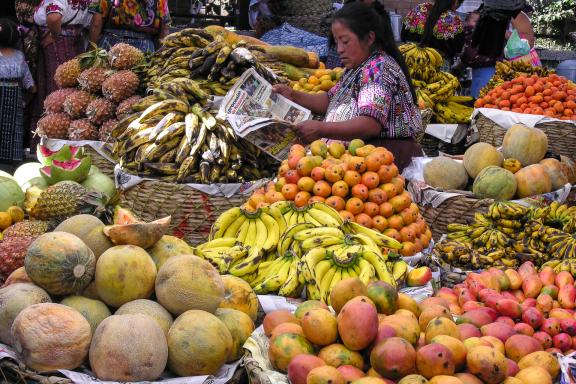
[459,309,493,328]
[285,169,300,184]
[501,291,519,302]
[480,322,517,342]
[545,347,562,354]
[522,307,544,329]
[522,298,537,310]
[462,301,484,312]
[458,323,481,340]
[495,299,523,319]
[478,288,499,303]
[558,284,576,309]
[533,331,553,348]
[560,318,576,336]
[287,354,326,384]
[555,271,574,288]
[337,365,365,383]
[514,323,535,336]
[467,279,488,299]
[542,318,561,336]
[485,294,504,310]
[457,288,475,307]
[374,324,397,345]
[496,317,515,327]
[539,266,556,286]
[553,333,572,352]
[506,359,520,376]
[504,334,543,362]
[536,294,553,313]
[518,261,538,280]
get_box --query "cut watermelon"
[37,144,82,166]
[42,156,92,184]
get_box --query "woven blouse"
[0,50,34,89]
[89,0,171,32]
[325,52,422,139]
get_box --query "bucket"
[390,11,402,42]
[556,60,576,82]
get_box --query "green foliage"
[529,0,576,35]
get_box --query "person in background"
[507,10,535,48]
[402,0,465,64]
[0,19,35,163]
[88,0,171,52]
[274,3,423,172]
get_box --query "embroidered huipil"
[326,52,422,139]
[34,0,92,27]
[89,0,170,33]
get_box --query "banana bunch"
[544,201,576,233]
[542,258,576,276]
[110,99,276,183]
[400,43,443,73]
[479,60,555,97]
[275,201,344,229]
[195,237,252,273]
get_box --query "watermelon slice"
[37,144,82,166]
[40,156,92,184]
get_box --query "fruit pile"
[435,200,576,271]
[479,61,556,98]
[424,124,574,200]
[37,44,144,142]
[0,209,258,381]
[289,67,344,94]
[399,44,474,124]
[474,73,575,120]
[263,276,560,384]
[246,140,432,257]
[196,201,430,301]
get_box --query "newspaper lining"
[219,68,311,161]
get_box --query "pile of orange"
[474,74,576,120]
[291,68,344,94]
[245,140,433,256]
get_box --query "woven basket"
[475,112,576,160]
[118,179,259,246]
[85,146,116,179]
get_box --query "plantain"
[144,162,181,175]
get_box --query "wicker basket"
[85,146,116,179]
[475,111,576,160]
[118,178,262,246]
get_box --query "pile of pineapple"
[37,44,144,142]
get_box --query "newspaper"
[219,68,311,161]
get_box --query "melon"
[13,162,43,189]
[472,166,517,200]
[0,283,51,344]
[0,176,25,211]
[147,235,193,270]
[502,124,548,166]
[55,214,113,259]
[215,308,255,362]
[2,267,32,287]
[515,164,552,198]
[103,216,171,249]
[156,254,225,315]
[95,245,157,308]
[25,232,96,296]
[539,158,569,190]
[168,309,233,376]
[11,303,91,372]
[81,281,100,300]
[423,157,469,190]
[219,275,259,322]
[89,314,168,381]
[0,170,14,179]
[81,172,116,198]
[60,296,111,333]
[115,299,173,337]
[463,143,504,178]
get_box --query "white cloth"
[34,0,92,28]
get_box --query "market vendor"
[273,2,423,172]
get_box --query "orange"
[313,180,332,198]
[266,191,286,204]
[399,226,416,243]
[339,210,355,222]
[368,188,387,205]
[324,164,344,183]
[297,177,315,193]
[248,192,266,208]
[363,202,380,217]
[381,183,398,200]
[308,75,320,85]
[325,196,346,211]
[388,214,404,230]
[379,202,394,218]
[308,196,326,203]
[361,171,380,189]
[355,213,373,229]
[372,216,388,232]
[310,167,326,181]
[294,191,311,207]
[343,170,361,186]
[345,197,364,215]
[383,228,402,242]
[400,242,416,257]
[351,183,369,201]
[332,180,349,198]
[281,184,299,200]
[348,156,367,173]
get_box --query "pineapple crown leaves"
[78,43,109,70]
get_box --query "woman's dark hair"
[421,0,461,46]
[0,18,19,47]
[331,2,417,102]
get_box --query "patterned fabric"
[0,80,24,161]
[99,28,155,52]
[16,0,39,25]
[403,2,463,40]
[261,23,328,59]
[34,0,92,27]
[89,0,170,34]
[326,52,422,139]
[0,50,34,89]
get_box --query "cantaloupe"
[95,245,157,308]
[0,283,51,344]
[215,308,255,362]
[147,235,193,270]
[539,158,569,190]
[515,164,552,198]
[54,214,113,259]
[502,124,548,166]
[115,299,173,337]
[11,303,91,372]
[155,254,224,315]
[89,314,168,381]
[463,143,503,178]
[60,296,111,333]
[423,157,469,190]
[219,275,259,322]
[472,166,517,200]
[168,310,233,376]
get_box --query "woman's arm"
[293,116,381,143]
[89,13,103,45]
[272,84,330,115]
[46,12,62,37]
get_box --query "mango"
[515,366,552,384]
[380,314,421,346]
[496,316,516,327]
[481,322,517,342]
[457,288,475,306]
[454,373,483,384]
[482,335,505,355]
[558,284,576,309]
[425,317,460,344]
[416,343,455,379]
[263,310,299,337]
[420,297,450,310]
[436,288,459,305]
[398,293,421,317]
[396,309,418,322]
[505,269,523,290]
[428,376,463,384]
[370,337,416,380]
[522,276,543,298]
[337,365,365,383]
[502,378,523,384]
[506,358,520,376]
[329,278,368,313]
[458,324,481,340]
[302,308,338,346]
[419,305,451,330]
[367,281,398,315]
[318,344,364,369]
[560,318,576,335]
[270,323,304,339]
[541,318,561,336]
[522,307,544,329]
[430,335,467,370]
[398,374,429,384]
[288,354,326,384]
[496,299,523,319]
[514,323,535,336]
[307,366,345,384]
[548,308,572,319]
[540,285,558,299]
[295,300,329,319]
[488,268,511,291]
[466,346,508,384]
[555,271,574,288]
[518,262,538,280]
[268,333,314,372]
[518,351,560,379]
[552,332,572,351]
[407,267,432,287]
[463,337,493,350]
[536,294,553,313]
[337,297,379,351]
[461,301,484,312]
[532,332,553,348]
[501,291,519,302]
[504,334,543,362]
[538,267,556,286]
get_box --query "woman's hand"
[272,84,294,101]
[292,120,326,143]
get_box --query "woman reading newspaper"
[273,2,423,172]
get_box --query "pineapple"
[0,236,36,284]
[116,95,141,120]
[44,88,76,114]
[102,70,139,103]
[36,113,71,139]
[68,119,99,141]
[2,220,53,240]
[54,58,81,88]
[31,181,107,222]
[63,90,93,119]
[86,98,115,124]
[78,66,109,94]
[109,43,144,70]
[99,119,118,142]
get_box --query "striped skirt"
[99,29,156,54]
[0,80,24,162]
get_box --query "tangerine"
[297,177,315,192]
[345,197,364,215]
[339,210,355,221]
[325,196,346,211]
[294,191,311,207]
[325,164,344,183]
[343,170,361,186]
[361,171,380,189]
[363,202,380,217]
[368,188,387,204]
[372,216,388,232]
[379,202,394,218]
[281,184,299,200]
[351,183,369,201]
[355,213,373,228]
[332,180,350,198]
